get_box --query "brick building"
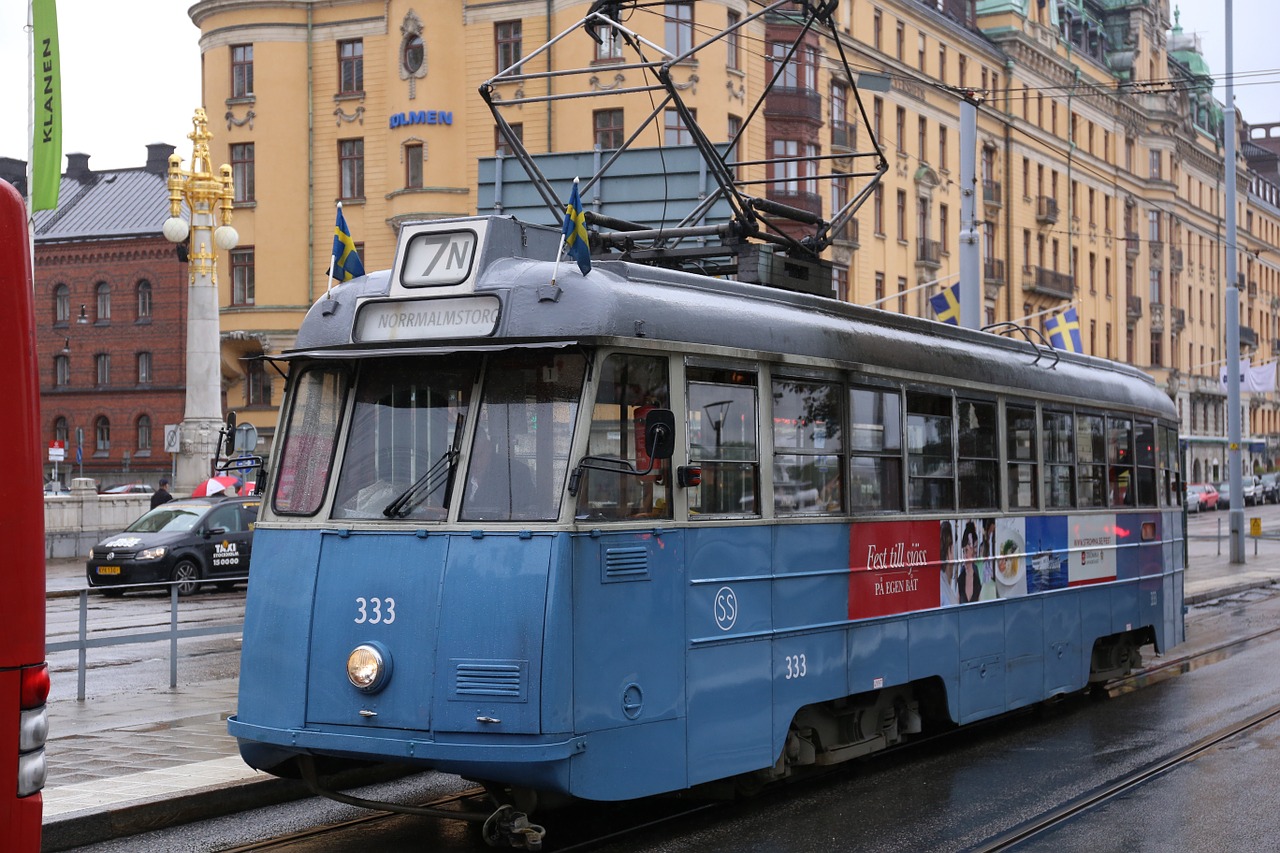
[1,146,193,489]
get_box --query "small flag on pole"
[332,202,365,282]
[1045,306,1083,352]
[561,178,591,275]
[31,0,63,212]
[929,282,961,325]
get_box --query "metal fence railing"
[47,577,247,701]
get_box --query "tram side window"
[331,356,477,520]
[957,399,997,510]
[1006,405,1037,510]
[906,392,953,511]
[1108,416,1134,507]
[1159,424,1180,506]
[1076,413,1106,507]
[574,353,672,520]
[1135,421,1157,507]
[772,378,843,515]
[273,367,347,516]
[687,367,759,516]
[849,386,902,512]
[1042,410,1074,508]
[462,351,586,522]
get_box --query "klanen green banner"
[31,0,62,212]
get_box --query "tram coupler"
[481,804,546,850]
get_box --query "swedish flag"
[1046,306,1083,352]
[332,203,365,281]
[929,282,961,325]
[561,178,591,275]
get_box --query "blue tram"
[229,215,1183,836]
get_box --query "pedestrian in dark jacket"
[150,478,173,509]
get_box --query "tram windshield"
[326,350,587,521]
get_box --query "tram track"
[218,606,1280,853]
[971,702,1280,852]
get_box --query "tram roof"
[290,216,1174,419]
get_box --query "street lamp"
[161,108,237,495]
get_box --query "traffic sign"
[164,424,181,453]
[48,440,65,461]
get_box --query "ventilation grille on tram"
[453,661,526,699]
[603,546,650,582]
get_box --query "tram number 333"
[354,597,397,625]
[783,653,807,679]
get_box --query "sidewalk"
[38,532,1280,851]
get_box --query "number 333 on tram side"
[228,215,1184,841]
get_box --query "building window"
[231,248,255,306]
[664,108,694,145]
[339,139,364,199]
[771,139,800,193]
[896,189,907,241]
[136,280,152,320]
[495,123,523,155]
[231,44,253,98]
[54,283,69,325]
[895,106,905,151]
[338,39,363,94]
[403,34,424,74]
[405,143,424,189]
[95,416,110,452]
[665,2,693,55]
[136,415,152,452]
[895,20,904,61]
[594,109,624,150]
[873,10,882,51]
[231,143,254,203]
[95,281,110,322]
[137,351,152,384]
[726,11,741,70]
[939,126,948,171]
[54,355,69,387]
[595,22,623,61]
[727,114,742,178]
[95,353,110,386]
[246,359,272,407]
[54,417,68,444]
[496,21,522,72]
[768,42,816,89]
[874,184,884,235]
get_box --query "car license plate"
[97,566,121,575]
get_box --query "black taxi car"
[86,497,260,595]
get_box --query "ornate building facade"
[187,0,1280,479]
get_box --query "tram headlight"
[346,643,392,693]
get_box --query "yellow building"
[189,0,1280,477]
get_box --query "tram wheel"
[171,560,203,596]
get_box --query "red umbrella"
[191,475,239,497]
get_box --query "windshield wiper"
[382,413,466,518]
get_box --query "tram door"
[569,353,686,798]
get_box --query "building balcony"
[1125,231,1140,258]
[916,238,942,269]
[764,87,823,123]
[763,188,823,219]
[1126,295,1143,321]
[831,121,854,152]
[1035,196,1059,224]
[984,258,1005,285]
[1022,265,1074,299]
[1241,325,1258,348]
[1171,306,1186,332]
[982,180,1002,208]
[1169,247,1183,271]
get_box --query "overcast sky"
[1,1,1276,173]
